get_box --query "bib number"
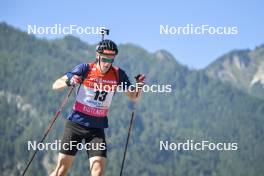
[94,90,108,102]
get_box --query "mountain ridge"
[205,45,264,96]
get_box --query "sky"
[1,0,264,69]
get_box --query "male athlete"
[50,39,145,176]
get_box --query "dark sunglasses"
[100,56,115,63]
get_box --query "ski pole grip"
[135,74,145,82]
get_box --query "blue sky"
[1,0,264,68]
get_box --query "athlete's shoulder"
[66,62,91,78]
[111,65,127,77]
[115,67,131,86]
[72,63,90,72]
[117,67,128,76]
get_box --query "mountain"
[205,46,264,97]
[0,22,264,176]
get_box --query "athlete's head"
[96,39,118,74]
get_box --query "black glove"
[65,75,83,86]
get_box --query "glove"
[135,74,146,89]
[66,75,83,86]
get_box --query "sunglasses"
[100,56,115,63]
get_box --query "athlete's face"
[98,54,115,74]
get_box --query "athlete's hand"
[135,74,145,89]
[66,75,83,86]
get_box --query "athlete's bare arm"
[52,75,68,91]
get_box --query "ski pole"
[21,86,75,176]
[119,74,145,176]
[119,100,137,176]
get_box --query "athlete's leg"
[50,120,82,176]
[85,128,107,176]
[49,153,74,176]
[89,156,106,176]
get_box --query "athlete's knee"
[56,165,69,176]
[50,154,74,176]
[91,160,105,176]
